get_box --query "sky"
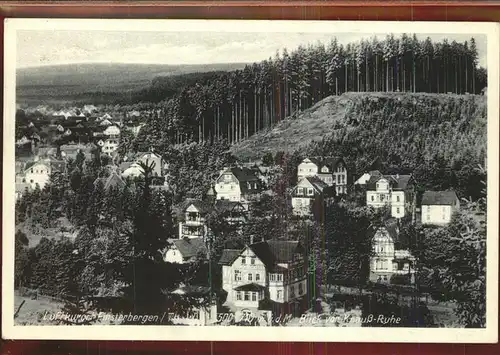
[16,30,488,69]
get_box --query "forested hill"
[136,34,486,149]
[232,92,487,199]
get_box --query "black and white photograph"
[2,19,498,342]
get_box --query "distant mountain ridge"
[16,62,248,105]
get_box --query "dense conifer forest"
[132,34,486,146]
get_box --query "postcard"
[2,19,498,342]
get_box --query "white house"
[214,167,262,205]
[163,238,207,264]
[121,162,144,178]
[167,285,218,326]
[21,158,66,190]
[102,138,119,157]
[369,220,416,284]
[291,176,334,216]
[103,125,120,137]
[366,174,415,219]
[219,239,307,318]
[297,157,349,195]
[421,190,460,225]
[178,200,212,239]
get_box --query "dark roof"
[303,175,331,194]
[218,249,242,265]
[267,240,302,263]
[250,240,302,270]
[367,174,412,190]
[421,190,459,206]
[302,157,321,166]
[183,199,213,214]
[172,238,207,259]
[214,200,244,214]
[233,283,267,292]
[321,156,345,171]
[225,167,260,183]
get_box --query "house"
[167,285,218,326]
[99,113,113,121]
[102,138,119,157]
[297,157,349,195]
[219,239,307,319]
[421,190,460,225]
[23,161,51,190]
[163,238,208,264]
[291,176,334,216]
[103,125,120,137]
[354,170,382,187]
[366,174,415,219]
[214,167,263,205]
[214,200,247,226]
[369,220,416,284]
[21,158,66,190]
[178,200,213,239]
[93,171,126,192]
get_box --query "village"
[14,103,464,327]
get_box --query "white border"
[3,19,499,342]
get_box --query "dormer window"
[241,257,246,265]
[321,167,329,173]
[297,187,304,195]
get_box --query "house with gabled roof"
[369,219,416,284]
[297,156,349,195]
[214,167,263,206]
[177,200,213,239]
[291,175,335,216]
[163,238,208,264]
[421,190,460,225]
[366,174,415,219]
[219,239,307,319]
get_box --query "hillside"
[231,92,487,163]
[16,62,247,106]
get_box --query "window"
[255,273,260,281]
[297,187,304,195]
[270,274,276,282]
[396,195,400,202]
[380,194,385,201]
[235,270,241,281]
[383,275,387,281]
[236,291,242,300]
[307,188,314,196]
[333,175,336,182]
[251,292,257,301]
[308,169,312,172]
[371,195,375,202]
[31,169,33,173]
[30,179,34,183]
[244,292,250,301]
[248,273,252,281]
[396,207,400,214]
[290,285,295,297]
[376,183,379,189]
[250,258,255,265]
[241,257,246,265]
[277,290,282,299]
[277,274,283,282]
[299,168,303,172]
